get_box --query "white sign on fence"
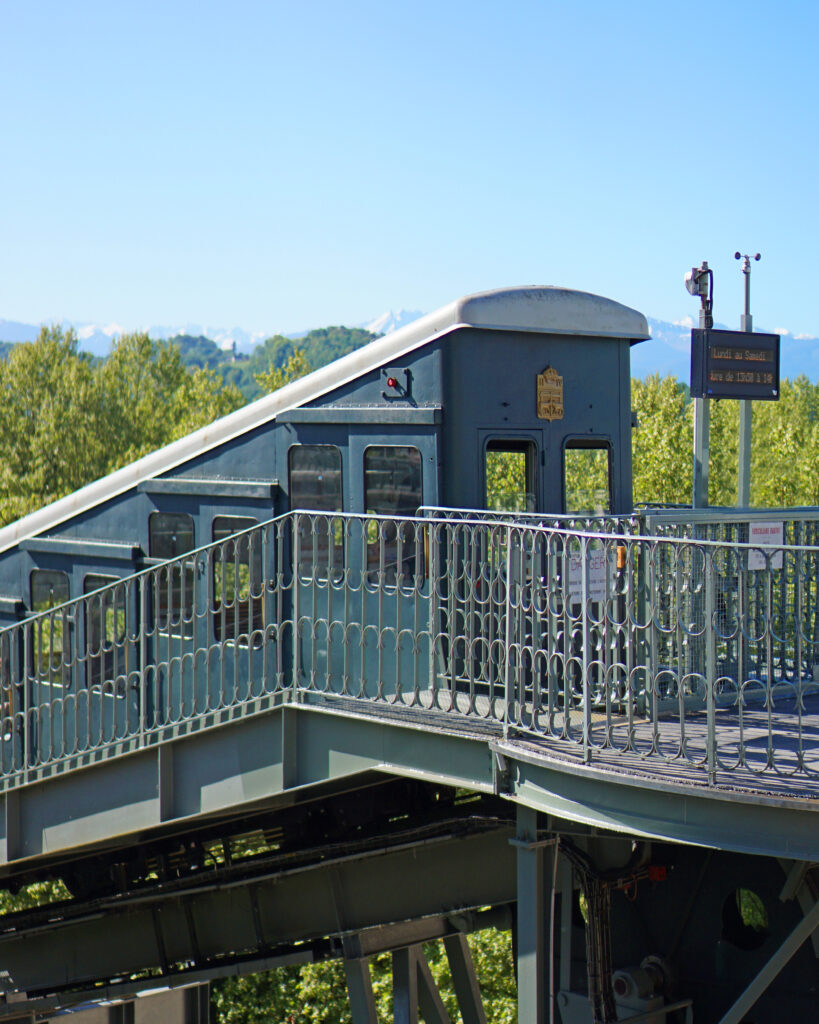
[567,549,608,602]
[748,521,784,571]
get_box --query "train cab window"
[212,516,262,641]
[564,442,612,514]
[84,574,127,689]
[149,512,195,635]
[484,440,536,513]
[364,445,423,578]
[289,445,343,578]
[30,570,70,683]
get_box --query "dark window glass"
[364,446,423,578]
[84,575,127,688]
[564,443,612,514]
[30,569,71,686]
[289,445,343,512]
[289,445,343,578]
[31,570,70,612]
[149,512,195,560]
[212,516,262,641]
[484,440,537,513]
[149,512,195,635]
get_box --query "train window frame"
[483,438,538,514]
[363,444,424,579]
[289,444,344,580]
[211,516,262,643]
[148,511,196,636]
[83,574,128,690]
[563,439,613,515]
[30,569,71,688]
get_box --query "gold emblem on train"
[536,366,563,421]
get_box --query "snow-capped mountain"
[360,309,424,336]
[0,319,269,357]
[632,317,819,383]
[2,311,818,382]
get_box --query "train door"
[27,569,71,766]
[147,510,198,728]
[353,435,432,702]
[289,441,346,696]
[81,573,140,750]
[208,514,271,710]
[562,438,613,516]
[481,435,542,514]
[474,432,544,715]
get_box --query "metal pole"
[516,804,547,1024]
[693,295,711,508]
[690,263,714,509]
[737,253,759,507]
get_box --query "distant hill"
[167,326,380,402]
[3,310,819,388]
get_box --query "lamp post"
[686,262,714,508]
[736,252,761,507]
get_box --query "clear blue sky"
[1,0,817,337]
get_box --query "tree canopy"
[0,326,243,526]
[631,373,819,508]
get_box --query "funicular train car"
[0,286,648,773]
[2,289,819,1024]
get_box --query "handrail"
[0,507,818,793]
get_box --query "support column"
[416,949,452,1024]
[393,946,419,1024]
[443,933,487,1024]
[516,805,548,1023]
[345,958,378,1024]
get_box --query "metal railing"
[2,508,819,790]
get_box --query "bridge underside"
[0,701,815,1023]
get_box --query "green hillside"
[169,326,379,403]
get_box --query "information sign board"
[690,328,780,400]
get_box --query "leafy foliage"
[631,373,819,508]
[247,328,377,395]
[255,348,312,394]
[211,929,516,1024]
[0,327,243,526]
[631,375,692,506]
[171,334,230,371]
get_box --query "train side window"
[564,442,612,514]
[484,440,536,513]
[364,445,423,577]
[149,512,195,635]
[289,445,343,578]
[30,569,71,683]
[212,516,262,642]
[84,574,127,689]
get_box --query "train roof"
[0,286,649,553]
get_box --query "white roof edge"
[0,286,648,555]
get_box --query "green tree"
[0,327,105,523]
[97,331,243,465]
[750,376,819,507]
[211,929,516,1023]
[255,347,312,393]
[0,327,244,527]
[630,375,691,506]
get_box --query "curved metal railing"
[2,508,819,791]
